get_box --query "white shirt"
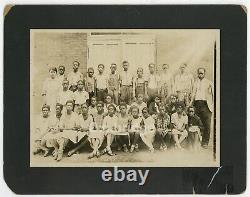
[120,70,133,86]
[102,115,118,131]
[57,90,74,105]
[68,71,83,86]
[143,116,155,132]
[147,73,159,89]
[96,73,108,89]
[195,79,206,100]
[174,73,194,92]
[171,112,188,130]
[74,90,89,105]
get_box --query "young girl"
[56,100,79,161]
[88,101,106,159]
[133,67,147,98]
[73,80,89,114]
[140,107,156,153]
[102,104,119,156]
[42,67,60,113]
[67,103,94,157]
[128,106,144,153]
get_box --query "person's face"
[98,66,104,73]
[155,97,160,104]
[149,65,155,74]
[91,98,96,106]
[180,65,186,73]
[77,81,84,90]
[42,108,49,117]
[137,95,143,103]
[49,70,57,79]
[106,96,112,104]
[66,103,73,112]
[137,69,143,76]
[58,67,65,75]
[97,104,103,112]
[163,65,169,72]
[170,96,177,104]
[108,106,115,116]
[123,63,129,71]
[131,108,139,117]
[55,106,62,115]
[198,69,205,80]
[73,62,79,71]
[82,105,88,114]
[188,108,195,117]
[88,69,94,77]
[177,106,183,114]
[62,82,69,90]
[159,106,165,114]
[142,109,149,118]
[110,66,116,73]
[120,106,127,114]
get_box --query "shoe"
[202,144,208,149]
[123,145,129,153]
[149,148,154,153]
[162,145,168,151]
[159,145,163,150]
[117,146,122,151]
[96,151,100,158]
[130,145,135,153]
[33,149,41,155]
[43,150,50,157]
[56,151,63,161]
[135,144,139,152]
[88,152,95,159]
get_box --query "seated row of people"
[33,98,203,162]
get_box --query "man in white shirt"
[189,67,213,149]
[96,64,108,102]
[173,63,194,105]
[68,61,83,92]
[146,63,160,105]
[57,79,74,107]
[57,65,66,85]
[160,64,173,103]
[119,61,133,104]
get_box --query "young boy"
[108,63,120,105]
[57,79,74,107]
[155,104,170,150]
[146,63,160,105]
[85,67,96,105]
[96,64,108,102]
[57,65,66,85]
[42,67,60,113]
[88,96,98,116]
[171,102,189,150]
[140,107,156,152]
[160,64,173,103]
[68,61,83,92]
[130,93,147,117]
[187,106,203,150]
[128,106,144,152]
[88,101,106,159]
[119,61,133,104]
[73,80,89,114]
[133,67,147,98]
[102,104,119,156]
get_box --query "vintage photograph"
[30,29,220,167]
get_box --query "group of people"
[33,60,214,162]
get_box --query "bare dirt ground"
[30,145,217,167]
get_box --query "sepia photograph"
[30,29,220,167]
